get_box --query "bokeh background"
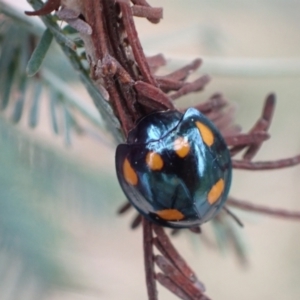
[1,0,300,299]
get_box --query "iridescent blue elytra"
[115,107,232,228]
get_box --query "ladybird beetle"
[115,107,232,228]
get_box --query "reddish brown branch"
[194,93,228,113]
[170,75,211,100]
[153,237,169,258]
[132,5,163,21]
[84,0,108,58]
[153,225,198,283]
[162,59,202,82]
[227,198,300,220]
[232,154,300,170]
[131,0,162,23]
[155,255,206,300]
[156,78,185,92]
[212,105,236,131]
[221,125,242,137]
[153,230,208,299]
[131,0,152,5]
[243,94,276,160]
[119,2,157,86]
[225,132,269,147]
[100,54,132,83]
[83,0,136,134]
[156,273,192,300]
[230,94,276,159]
[135,81,174,109]
[146,54,167,71]
[25,0,60,16]
[112,91,133,135]
[143,218,158,300]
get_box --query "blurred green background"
[1,0,300,299]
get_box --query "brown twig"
[155,255,207,300]
[243,94,275,160]
[194,93,228,113]
[232,155,300,170]
[25,0,60,16]
[135,80,174,109]
[225,132,270,147]
[156,273,192,300]
[119,2,157,86]
[153,224,198,283]
[152,226,209,299]
[131,0,162,23]
[146,54,167,72]
[143,218,158,300]
[132,5,163,21]
[227,198,300,220]
[156,77,185,92]
[170,75,211,100]
[162,59,202,81]
[230,94,275,158]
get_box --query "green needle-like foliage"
[0,119,69,297]
[26,28,53,77]
[0,112,122,297]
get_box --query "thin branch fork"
[221,94,300,171]
[230,94,275,158]
[242,93,275,160]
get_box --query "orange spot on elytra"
[174,137,190,158]
[156,209,185,221]
[123,158,138,185]
[207,178,225,204]
[196,121,214,147]
[146,151,164,171]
